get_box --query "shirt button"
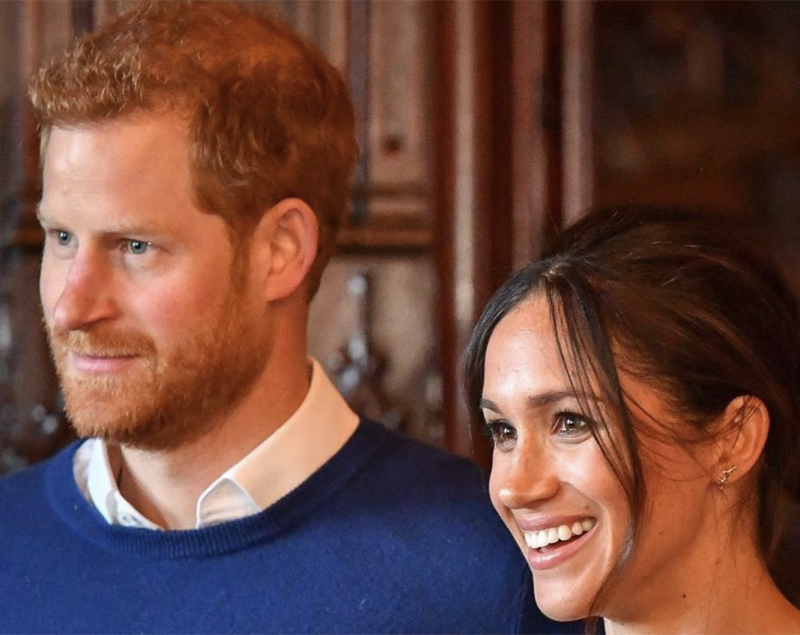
[118,513,137,526]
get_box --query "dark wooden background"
[1,0,799,472]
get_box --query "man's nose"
[50,251,119,332]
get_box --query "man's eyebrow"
[35,206,50,224]
[480,390,602,412]
[34,209,164,236]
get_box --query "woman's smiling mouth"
[524,517,597,550]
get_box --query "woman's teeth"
[524,518,596,549]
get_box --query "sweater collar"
[48,418,394,559]
[75,358,359,530]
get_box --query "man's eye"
[57,230,72,246]
[126,240,152,255]
[554,412,590,437]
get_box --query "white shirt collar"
[74,358,359,530]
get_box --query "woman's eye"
[554,412,590,437]
[126,239,152,255]
[482,419,517,449]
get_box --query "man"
[0,2,575,633]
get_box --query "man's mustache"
[47,326,157,358]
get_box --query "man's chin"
[66,408,143,444]
[64,399,215,452]
[59,374,154,440]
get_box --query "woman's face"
[482,294,716,623]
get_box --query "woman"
[464,207,800,634]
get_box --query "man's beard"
[45,282,271,452]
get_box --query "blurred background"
[1,0,799,472]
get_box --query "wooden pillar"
[434,0,594,461]
[433,0,497,461]
[562,0,594,225]
[510,0,561,267]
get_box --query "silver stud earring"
[716,465,738,490]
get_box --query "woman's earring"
[716,465,738,490]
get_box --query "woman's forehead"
[485,296,585,404]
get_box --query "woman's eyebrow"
[480,390,602,412]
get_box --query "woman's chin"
[534,590,591,623]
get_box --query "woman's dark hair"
[464,206,800,617]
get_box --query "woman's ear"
[252,197,318,302]
[711,395,770,491]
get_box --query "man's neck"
[113,356,312,530]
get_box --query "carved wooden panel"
[267,0,434,249]
[309,255,439,444]
[365,1,432,225]
[0,3,19,202]
[0,1,77,473]
[594,0,800,295]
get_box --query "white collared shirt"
[73,358,359,530]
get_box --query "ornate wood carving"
[329,271,405,431]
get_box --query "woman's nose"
[491,442,561,510]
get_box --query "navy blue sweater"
[0,419,577,634]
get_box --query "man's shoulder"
[354,418,489,492]
[339,419,501,532]
[0,441,80,511]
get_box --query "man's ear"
[253,197,318,302]
[710,395,770,490]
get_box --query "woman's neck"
[603,543,800,635]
